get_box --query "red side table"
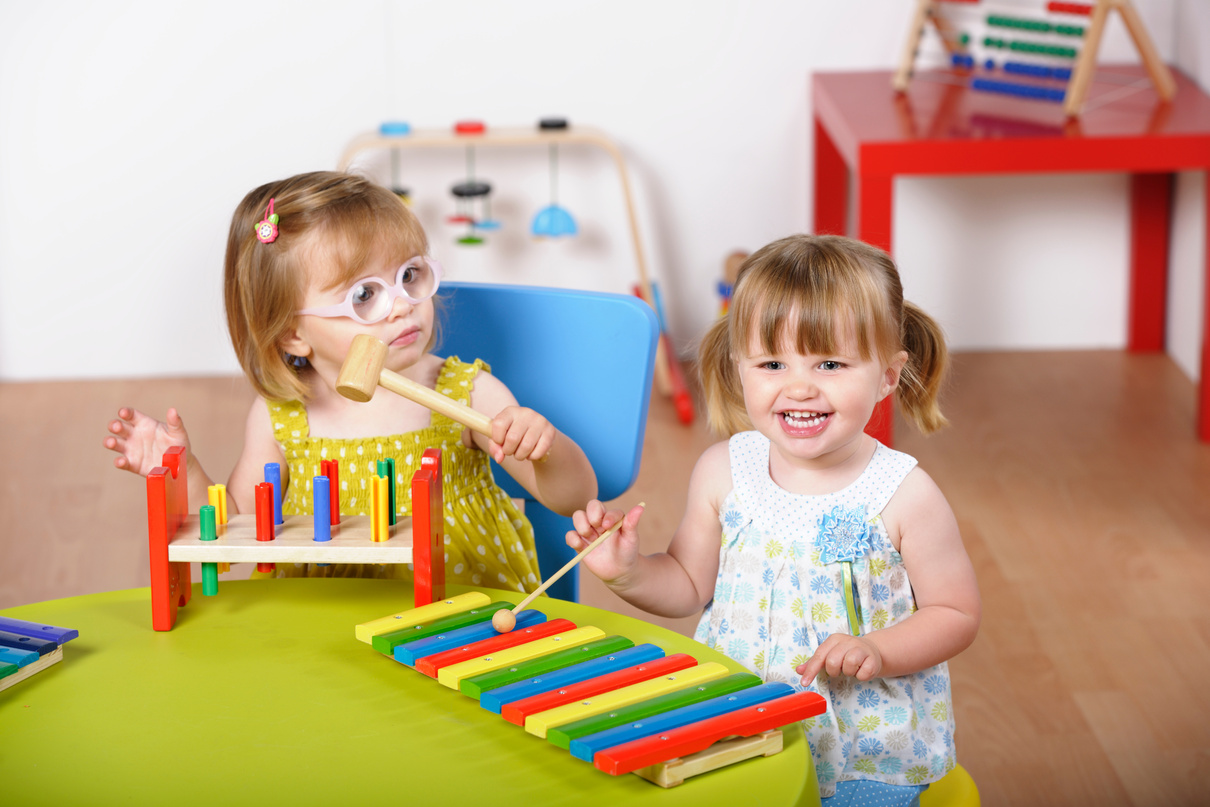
[812,66,1210,443]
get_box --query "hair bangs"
[732,263,881,361]
[312,196,429,293]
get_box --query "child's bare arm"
[797,468,981,683]
[568,441,731,619]
[224,399,289,515]
[467,371,597,516]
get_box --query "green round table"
[1,579,821,806]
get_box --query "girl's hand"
[487,405,555,463]
[566,500,644,585]
[796,633,883,685]
[104,407,193,478]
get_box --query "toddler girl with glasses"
[105,171,597,590]
[566,235,980,805]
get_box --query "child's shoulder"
[688,439,735,505]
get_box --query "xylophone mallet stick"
[492,503,645,633]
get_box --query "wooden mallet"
[492,503,645,633]
[336,334,494,438]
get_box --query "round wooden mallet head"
[491,610,516,633]
[336,334,389,403]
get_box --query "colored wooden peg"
[313,476,331,542]
[199,504,219,595]
[320,459,340,525]
[264,463,283,524]
[376,458,396,526]
[254,481,276,574]
[370,475,390,542]
[201,563,218,596]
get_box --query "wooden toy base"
[0,647,64,692]
[167,514,416,565]
[632,730,784,788]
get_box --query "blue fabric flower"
[815,504,871,563]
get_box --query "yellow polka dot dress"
[260,356,541,592]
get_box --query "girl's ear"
[279,328,313,360]
[879,350,908,401]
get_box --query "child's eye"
[761,361,786,371]
[819,360,843,371]
[351,284,378,306]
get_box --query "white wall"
[0,0,1204,382]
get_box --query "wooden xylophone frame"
[146,445,446,630]
[355,593,827,787]
[0,617,79,692]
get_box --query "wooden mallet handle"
[492,503,645,632]
[336,334,494,438]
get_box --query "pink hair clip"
[255,198,279,243]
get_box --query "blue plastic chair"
[436,281,660,601]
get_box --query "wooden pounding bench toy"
[145,444,446,631]
[144,333,522,631]
[354,594,827,787]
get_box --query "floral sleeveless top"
[694,431,956,797]
[260,356,541,592]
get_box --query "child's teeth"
[785,412,826,427]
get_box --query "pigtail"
[896,301,949,434]
[697,316,752,436]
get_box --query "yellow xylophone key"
[524,661,732,739]
[354,592,492,644]
[436,627,606,690]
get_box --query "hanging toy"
[531,118,577,239]
[448,121,498,245]
[379,121,413,204]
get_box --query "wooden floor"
[3,351,1210,805]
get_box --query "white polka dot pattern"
[260,356,538,592]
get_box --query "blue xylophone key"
[479,644,666,715]
[0,646,40,669]
[0,617,78,645]
[569,681,797,762]
[0,630,59,657]
[393,610,546,665]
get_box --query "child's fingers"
[796,656,823,686]
[585,499,608,527]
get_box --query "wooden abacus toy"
[895,0,1176,116]
[354,594,827,788]
[0,617,79,691]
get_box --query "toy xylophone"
[355,592,827,787]
[0,617,79,692]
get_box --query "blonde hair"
[698,234,948,436]
[224,171,430,401]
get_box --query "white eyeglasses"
[298,257,442,324]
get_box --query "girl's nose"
[786,372,816,399]
[384,294,414,321]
